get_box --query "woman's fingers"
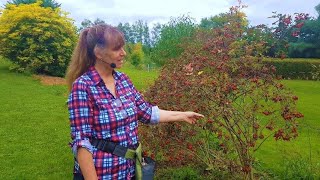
[188,112,204,118]
[184,112,204,124]
[193,112,204,118]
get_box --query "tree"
[268,12,309,58]
[118,20,151,47]
[117,21,152,56]
[131,20,151,53]
[150,15,196,66]
[315,3,320,19]
[141,4,303,179]
[79,19,93,30]
[150,23,163,47]
[131,20,143,43]
[93,18,105,25]
[200,10,248,29]
[79,18,106,31]
[117,22,132,43]
[0,2,77,76]
[130,42,144,67]
[288,18,320,58]
[286,4,320,58]
[6,0,61,9]
[200,13,230,29]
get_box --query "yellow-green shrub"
[130,42,144,67]
[0,2,77,77]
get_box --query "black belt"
[90,139,136,159]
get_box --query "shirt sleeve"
[124,74,159,124]
[67,81,93,157]
[151,106,160,124]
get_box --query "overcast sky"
[0,0,319,27]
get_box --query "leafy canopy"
[0,2,77,76]
[6,0,61,9]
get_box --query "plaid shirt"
[67,66,159,180]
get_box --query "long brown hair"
[65,24,125,91]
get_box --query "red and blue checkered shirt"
[67,66,159,180]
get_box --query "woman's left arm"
[124,74,204,124]
[158,109,204,124]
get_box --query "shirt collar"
[88,66,120,86]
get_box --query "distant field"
[255,80,320,177]
[119,64,159,90]
[0,57,319,179]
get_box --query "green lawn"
[255,80,320,178]
[118,64,159,91]
[0,59,71,179]
[0,57,319,179]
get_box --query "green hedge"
[263,58,320,80]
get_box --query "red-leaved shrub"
[139,3,304,179]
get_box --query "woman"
[66,24,203,180]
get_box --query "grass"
[0,59,72,179]
[255,80,320,178]
[119,63,159,90]
[0,57,319,179]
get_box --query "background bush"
[263,58,320,80]
[0,2,77,77]
[130,42,144,68]
[150,15,196,66]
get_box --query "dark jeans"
[73,173,84,180]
